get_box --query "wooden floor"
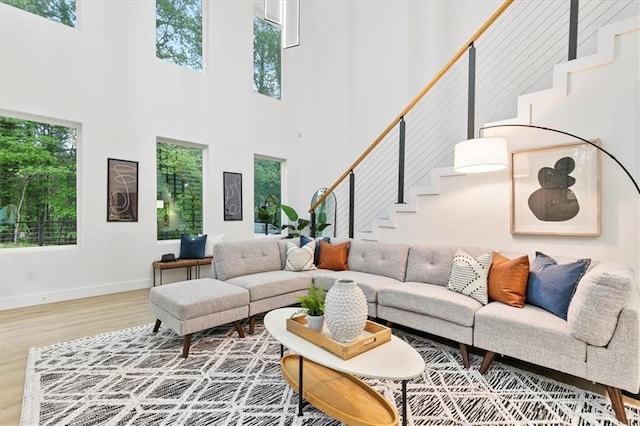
[0,289,155,426]
[0,290,638,425]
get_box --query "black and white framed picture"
[510,142,600,236]
[223,171,242,221]
[107,158,139,222]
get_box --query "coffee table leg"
[280,344,284,358]
[402,380,407,426]
[298,355,304,416]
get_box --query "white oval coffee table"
[264,307,425,426]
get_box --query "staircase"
[351,15,640,274]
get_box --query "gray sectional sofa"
[205,238,639,424]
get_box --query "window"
[253,16,281,100]
[254,157,281,235]
[156,0,203,71]
[1,0,76,27]
[156,141,203,240]
[0,116,77,247]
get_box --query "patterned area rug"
[21,320,639,426]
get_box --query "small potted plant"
[297,284,325,332]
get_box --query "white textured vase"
[324,279,368,343]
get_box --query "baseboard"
[0,279,150,311]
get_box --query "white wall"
[0,0,297,309]
[283,0,504,217]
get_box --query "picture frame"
[510,142,600,236]
[107,158,139,222]
[223,171,243,221]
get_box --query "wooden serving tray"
[286,315,391,360]
[281,354,398,426]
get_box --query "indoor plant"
[281,204,330,239]
[297,284,325,332]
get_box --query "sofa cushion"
[474,302,587,376]
[567,261,634,347]
[526,252,590,320]
[447,250,492,304]
[301,235,330,265]
[149,278,249,320]
[179,234,207,259]
[213,240,282,280]
[347,241,410,281]
[317,240,350,271]
[405,245,489,286]
[285,242,317,271]
[378,282,482,327]
[313,271,401,304]
[488,253,530,308]
[226,270,311,301]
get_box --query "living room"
[1,0,639,425]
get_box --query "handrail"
[308,0,514,214]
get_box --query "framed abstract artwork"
[223,171,243,221]
[107,158,139,222]
[510,142,600,236]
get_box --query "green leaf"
[317,210,327,224]
[297,219,310,231]
[281,204,298,222]
[317,223,331,232]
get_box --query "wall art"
[223,171,242,221]
[107,158,139,222]
[511,142,600,236]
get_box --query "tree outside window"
[253,16,281,100]
[156,0,203,72]
[254,157,281,234]
[0,116,77,248]
[1,0,76,27]
[156,142,203,240]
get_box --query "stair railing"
[308,0,635,238]
[308,0,514,237]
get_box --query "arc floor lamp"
[454,123,640,196]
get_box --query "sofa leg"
[385,321,393,328]
[459,343,470,369]
[153,319,161,332]
[605,386,628,425]
[249,315,257,334]
[182,334,192,358]
[479,351,496,374]
[233,321,245,338]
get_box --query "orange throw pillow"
[317,240,350,271]
[488,253,530,308]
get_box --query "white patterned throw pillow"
[285,242,317,272]
[447,250,492,304]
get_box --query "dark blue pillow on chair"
[179,234,207,259]
[300,235,330,266]
[526,251,590,320]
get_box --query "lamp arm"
[480,124,640,195]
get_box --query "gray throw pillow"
[567,261,634,347]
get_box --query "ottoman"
[149,278,250,358]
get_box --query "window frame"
[156,138,205,241]
[0,110,80,250]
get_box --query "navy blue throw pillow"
[179,234,207,259]
[300,235,330,266]
[526,251,590,320]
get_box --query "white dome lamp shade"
[454,137,508,173]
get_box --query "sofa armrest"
[586,291,640,393]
